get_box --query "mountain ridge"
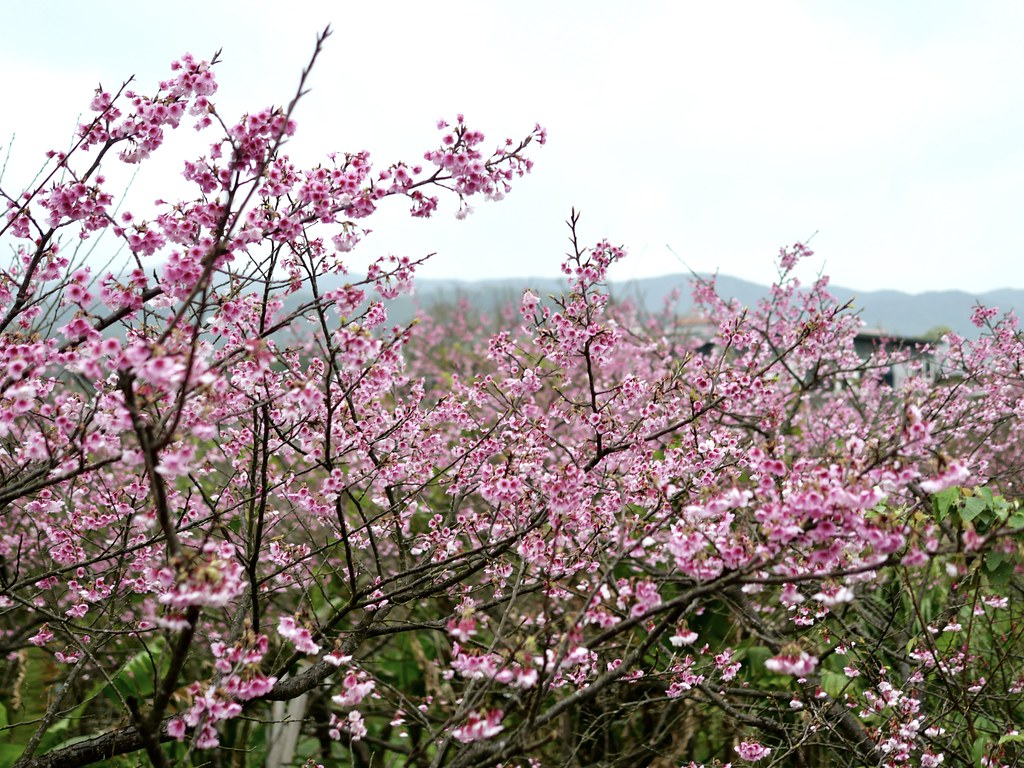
[388,273,1018,338]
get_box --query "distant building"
[853,329,943,386]
[677,318,942,387]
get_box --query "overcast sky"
[2,1,1023,293]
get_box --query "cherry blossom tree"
[2,27,1024,768]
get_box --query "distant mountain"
[387,274,1019,338]
[615,274,1019,338]
[296,270,1018,339]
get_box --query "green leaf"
[4,649,54,745]
[76,636,170,713]
[35,730,91,757]
[819,669,849,698]
[985,551,1006,572]
[992,498,1011,521]
[933,487,960,522]
[973,735,992,767]
[984,559,1015,587]
[34,719,73,755]
[741,645,771,669]
[11,638,165,759]
[961,496,988,522]
[0,744,25,768]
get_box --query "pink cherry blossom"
[277,616,321,655]
[736,740,772,761]
[452,709,505,743]
[765,650,819,677]
[1,27,1022,768]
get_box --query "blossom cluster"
[1,31,1023,768]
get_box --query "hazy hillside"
[381,273,1020,338]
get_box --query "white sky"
[2,1,1023,293]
